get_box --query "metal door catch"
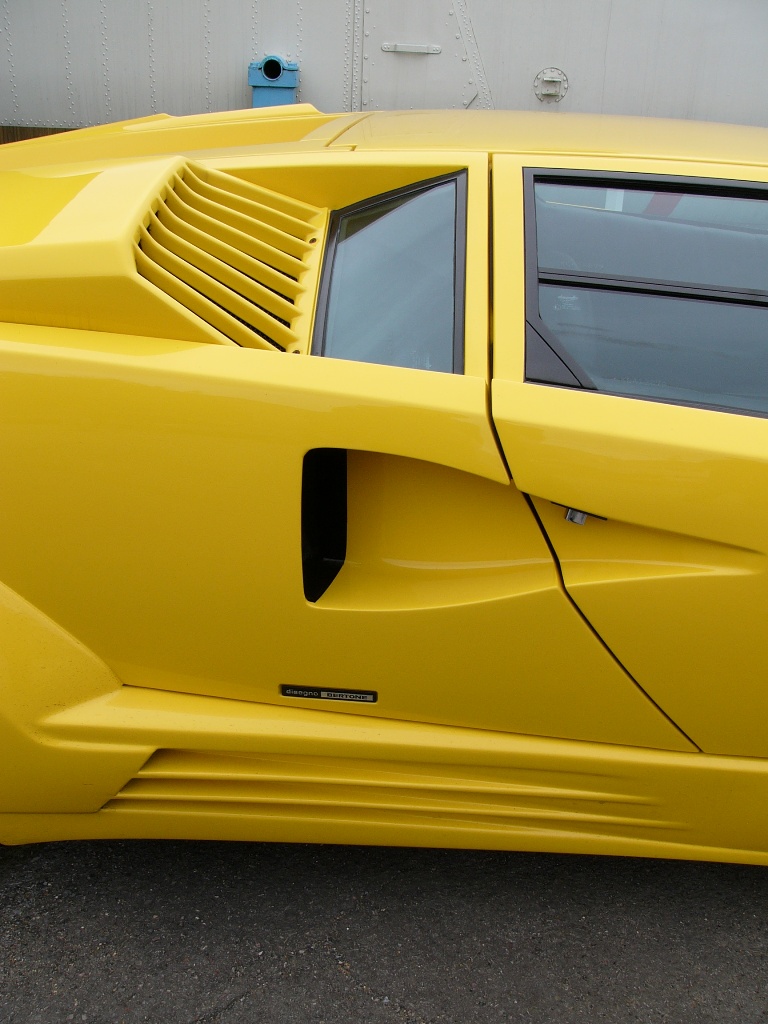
[564,508,588,525]
[382,43,442,54]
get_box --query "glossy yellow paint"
[0,170,97,246]
[3,106,768,859]
[0,140,490,372]
[0,105,350,172]
[491,150,768,760]
[492,381,768,757]
[0,324,686,749]
[0,157,328,350]
[335,107,768,167]
[217,150,492,376]
[0,579,150,813]
[0,683,766,864]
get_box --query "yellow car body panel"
[1,105,768,861]
[1,682,767,866]
[493,381,768,756]
[0,325,688,746]
[491,154,768,758]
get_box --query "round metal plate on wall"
[534,67,569,103]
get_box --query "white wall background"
[1,0,766,128]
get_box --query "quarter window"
[526,173,768,416]
[314,173,466,373]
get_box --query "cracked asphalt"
[1,841,768,1023]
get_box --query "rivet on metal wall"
[61,0,76,124]
[147,0,157,113]
[100,0,112,120]
[203,0,212,112]
[2,0,20,118]
[343,0,352,110]
[295,0,303,99]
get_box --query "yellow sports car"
[1,105,768,863]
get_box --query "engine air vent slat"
[172,175,311,262]
[156,203,303,303]
[136,160,325,351]
[164,188,305,283]
[137,234,280,349]
[202,164,323,223]
[184,169,318,242]
[139,225,295,349]
[148,213,296,324]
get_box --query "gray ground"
[0,840,767,1023]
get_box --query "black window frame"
[312,170,468,374]
[523,167,768,417]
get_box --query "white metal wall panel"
[2,0,85,128]
[2,0,158,128]
[465,0,768,126]
[1,0,766,128]
[81,0,255,121]
[464,0,612,116]
[360,0,492,112]
[1,0,354,128]
[149,0,252,116]
[0,0,336,127]
[599,0,767,124]
[256,0,353,112]
[104,3,154,121]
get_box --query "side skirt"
[2,683,767,864]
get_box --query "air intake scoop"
[0,157,327,351]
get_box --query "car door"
[491,155,768,757]
[0,158,688,751]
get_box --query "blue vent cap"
[249,55,299,91]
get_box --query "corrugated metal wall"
[0,0,355,127]
[1,0,766,128]
[467,0,768,127]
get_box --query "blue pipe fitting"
[248,55,299,107]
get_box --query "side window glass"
[314,173,466,373]
[526,175,768,416]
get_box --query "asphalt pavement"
[1,840,767,1023]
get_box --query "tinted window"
[539,285,768,414]
[528,176,768,416]
[315,175,465,373]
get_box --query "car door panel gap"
[522,493,701,752]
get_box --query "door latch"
[562,506,606,525]
[564,507,588,525]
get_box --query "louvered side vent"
[105,749,674,840]
[135,162,325,351]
